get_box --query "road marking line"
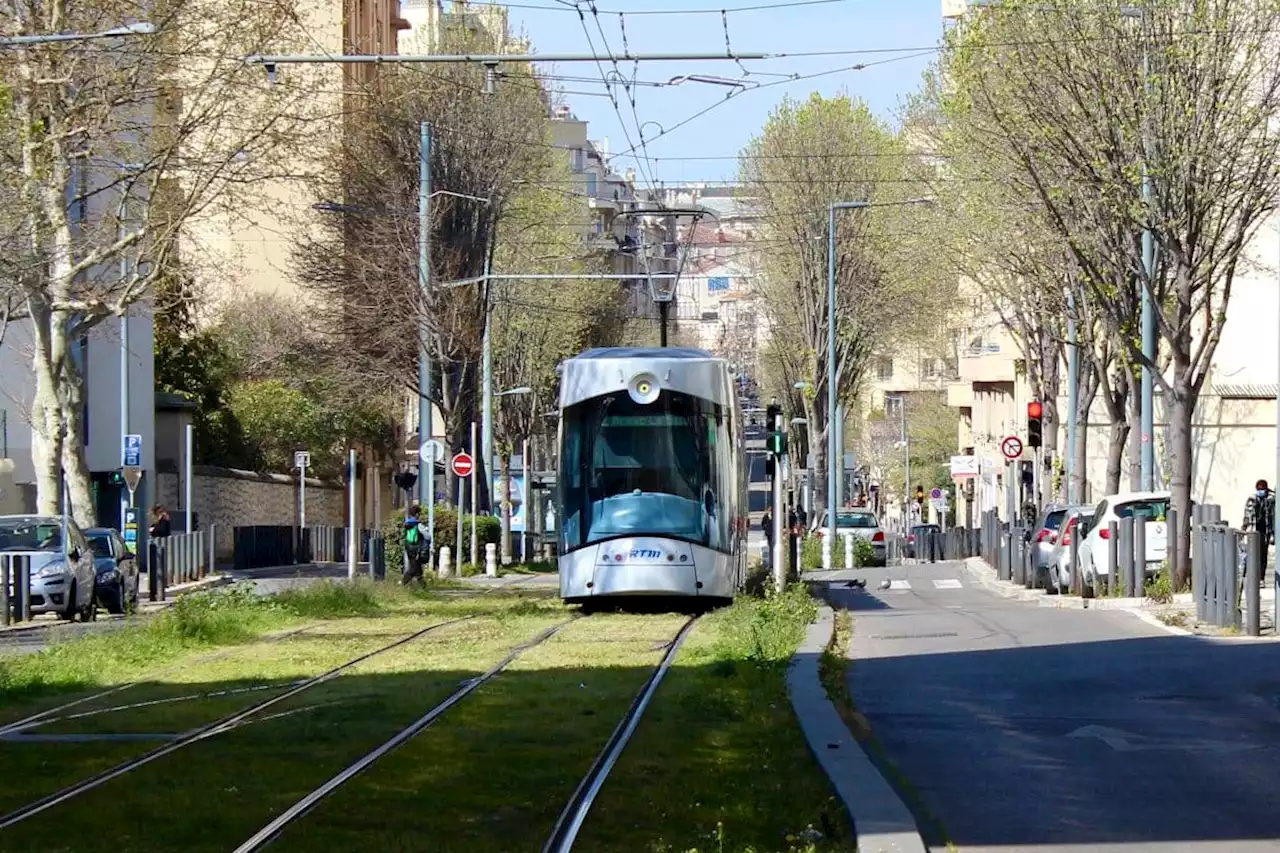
[889,579,911,590]
[933,579,963,589]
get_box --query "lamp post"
[826,199,932,564]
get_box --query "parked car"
[1076,491,1171,590]
[85,527,140,614]
[1045,506,1097,592]
[906,524,941,559]
[0,514,98,621]
[1030,503,1093,587]
[811,509,886,566]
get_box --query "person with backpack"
[1242,479,1275,586]
[402,503,430,584]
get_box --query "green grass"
[0,584,854,853]
[0,596,574,853]
[568,585,854,853]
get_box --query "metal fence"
[148,529,215,601]
[232,524,386,574]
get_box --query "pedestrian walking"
[1242,479,1275,585]
[402,502,430,584]
[149,505,171,539]
[762,509,773,547]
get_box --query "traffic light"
[915,485,925,505]
[393,470,417,492]
[108,469,125,487]
[765,402,785,457]
[1027,400,1043,448]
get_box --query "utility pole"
[418,121,435,571]
[771,410,786,592]
[1066,287,1079,504]
[482,240,495,511]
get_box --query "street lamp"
[825,197,932,566]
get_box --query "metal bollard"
[1106,521,1119,596]
[1069,532,1081,596]
[1246,530,1262,636]
[438,545,452,579]
[1118,517,1135,598]
[1192,515,1206,622]
[15,556,30,622]
[1132,517,1146,598]
[485,542,498,577]
[0,557,8,627]
[843,532,854,570]
[1166,508,1179,592]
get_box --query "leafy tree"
[940,0,1280,585]
[0,0,332,522]
[740,92,946,516]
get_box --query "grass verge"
[568,584,856,853]
[817,602,956,852]
[0,594,573,853]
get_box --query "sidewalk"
[787,603,927,853]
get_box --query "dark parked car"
[906,524,941,559]
[85,527,140,614]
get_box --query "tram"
[554,347,748,607]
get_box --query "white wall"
[0,318,37,486]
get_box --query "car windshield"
[1117,499,1168,521]
[87,534,113,555]
[1043,510,1067,530]
[0,520,63,552]
[838,513,878,528]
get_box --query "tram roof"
[558,347,735,408]
[569,346,719,362]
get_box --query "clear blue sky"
[505,0,946,183]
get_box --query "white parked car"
[1076,490,1171,590]
[811,509,886,567]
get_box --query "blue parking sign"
[123,434,142,467]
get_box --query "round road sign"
[1001,435,1024,460]
[930,487,943,500]
[451,452,474,478]
[419,440,444,463]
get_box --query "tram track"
[0,624,316,738]
[0,615,476,830]
[230,612,699,853]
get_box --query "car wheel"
[105,579,125,615]
[1047,566,1061,594]
[81,582,98,622]
[59,581,78,621]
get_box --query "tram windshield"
[559,390,734,552]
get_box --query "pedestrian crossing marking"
[933,579,963,589]
[888,579,912,590]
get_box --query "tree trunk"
[1071,367,1100,504]
[60,363,97,526]
[28,301,67,516]
[1097,358,1129,496]
[499,449,512,565]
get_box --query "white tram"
[554,347,748,607]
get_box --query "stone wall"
[157,465,345,561]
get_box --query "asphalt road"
[827,560,1280,853]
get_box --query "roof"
[571,347,716,361]
[1208,383,1279,399]
[1100,490,1172,504]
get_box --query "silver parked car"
[1045,506,1097,592]
[0,515,98,621]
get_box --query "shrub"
[382,504,502,572]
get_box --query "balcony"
[958,343,1017,383]
[946,380,974,408]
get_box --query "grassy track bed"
[0,600,572,852]
[264,612,692,853]
[570,586,856,853]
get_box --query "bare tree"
[1,0,333,521]
[942,0,1280,584]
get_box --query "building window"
[586,172,597,197]
[922,358,941,379]
[570,148,584,172]
[876,357,893,381]
[884,395,903,421]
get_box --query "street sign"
[122,434,142,467]
[930,497,948,512]
[122,466,142,493]
[1001,435,1024,460]
[294,450,311,469]
[451,452,474,478]
[419,440,444,463]
[930,487,943,500]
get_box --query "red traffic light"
[1027,400,1043,419]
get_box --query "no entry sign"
[1001,435,1024,460]
[451,452,474,478]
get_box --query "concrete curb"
[787,605,927,853]
[960,557,1200,611]
[0,573,234,635]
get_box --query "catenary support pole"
[470,421,478,564]
[825,204,838,569]
[1066,288,1078,504]
[184,424,193,533]
[521,437,529,563]
[1139,45,1156,491]
[347,449,357,580]
[418,121,435,571]
[481,263,494,512]
[772,413,786,592]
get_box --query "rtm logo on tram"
[629,548,662,560]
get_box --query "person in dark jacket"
[1242,479,1275,585]
[149,505,171,539]
[402,503,430,584]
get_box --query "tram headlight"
[627,372,661,405]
